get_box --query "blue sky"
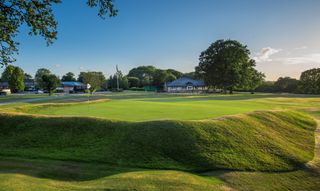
[3,0,320,80]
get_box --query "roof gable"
[167,77,205,87]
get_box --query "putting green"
[5,92,320,121]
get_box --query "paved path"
[0,95,69,105]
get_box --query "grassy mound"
[0,110,316,171]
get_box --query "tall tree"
[127,66,156,87]
[35,68,51,89]
[152,69,170,88]
[1,65,25,92]
[196,39,259,93]
[24,73,33,80]
[80,71,106,93]
[299,68,320,94]
[127,76,140,88]
[274,77,299,93]
[0,0,117,66]
[61,72,76,81]
[41,73,60,95]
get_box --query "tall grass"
[0,110,316,171]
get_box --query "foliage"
[41,73,59,95]
[299,68,320,94]
[127,65,157,87]
[127,76,140,88]
[274,77,299,93]
[0,110,316,171]
[107,73,129,90]
[1,65,25,92]
[24,73,33,80]
[196,39,262,93]
[255,81,276,92]
[35,68,51,89]
[127,66,183,88]
[0,0,117,66]
[61,72,76,82]
[79,71,106,93]
[152,69,170,87]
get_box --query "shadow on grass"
[0,157,144,181]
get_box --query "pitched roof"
[166,77,205,87]
[61,81,86,87]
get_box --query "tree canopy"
[1,65,24,92]
[195,39,264,93]
[41,73,60,95]
[61,72,76,82]
[0,0,117,66]
[299,68,320,94]
[79,71,106,93]
[35,68,51,89]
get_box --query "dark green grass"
[0,110,316,172]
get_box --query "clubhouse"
[165,77,207,93]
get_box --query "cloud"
[282,53,320,65]
[253,47,282,62]
[294,46,308,50]
[54,64,61,68]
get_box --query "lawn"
[4,92,320,121]
[0,92,320,190]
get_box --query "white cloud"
[253,47,282,62]
[282,53,320,65]
[54,64,61,68]
[294,46,308,50]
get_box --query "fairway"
[5,92,320,121]
[0,92,320,190]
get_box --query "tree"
[299,68,320,94]
[1,65,25,92]
[107,71,128,90]
[195,39,259,93]
[274,77,299,93]
[79,71,106,93]
[166,69,183,79]
[246,69,265,93]
[24,73,33,80]
[127,77,140,88]
[0,0,117,66]
[127,66,156,87]
[42,74,60,95]
[152,69,170,88]
[256,81,276,93]
[61,72,76,81]
[35,68,51,89]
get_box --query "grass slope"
[0,110,316,171]
[0,158,225,191]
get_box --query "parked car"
[0,89,11,96]
[35,90,44,94]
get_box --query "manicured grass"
[4,92,320,121]
[0,110,316,171]
[1,92,320,190]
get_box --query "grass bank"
[0,110,316,171]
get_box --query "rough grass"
[0,110,316,172]
[0,157,225,191]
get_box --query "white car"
[0,89,11,96]
[35,90,44,94]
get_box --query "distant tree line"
[1,39,319,95]
[256,68,320,94]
